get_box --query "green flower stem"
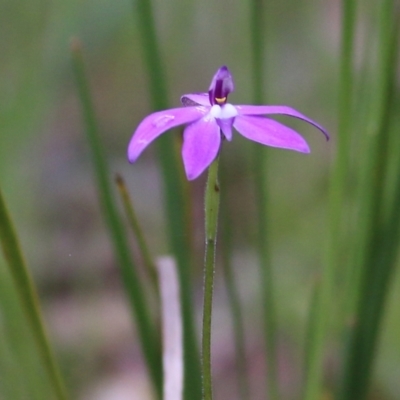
[250,0,279,399]
[132,1,202,397]
[70,39,162,399]
[303,1,357,399]
[115,174,158,293]
[202,156,220,400]
[0,188,69,400]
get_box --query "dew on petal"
[152,114,175,128]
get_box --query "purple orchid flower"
[128,66,328,180]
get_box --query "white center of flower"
[210,103,238,120]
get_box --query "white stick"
[157,256,183,400]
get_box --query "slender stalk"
[0,188,69,400]
[303,1,357,399]
[202,157,220,400]
[70,39,162,398]
[250,0,279,398]
[115,173,158,292]
[131,1,202,397]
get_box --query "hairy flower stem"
[202,156,220,400]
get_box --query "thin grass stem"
[338,5,399,398]
[250,1,279,399]
[115,173,159,293]
[302,1,357,399]
[70,39,162,398]
[131,1,202,397]
[0,189,69,400]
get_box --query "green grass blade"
[338,5,399,398]
[0,189,69,400]
[250,1,279,398]
[0,262,52,399]
[115,174,159,293]
[131,1,202,398]
[70,39,162,399]
[303,1,357,399]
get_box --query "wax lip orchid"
[128,66,329,180]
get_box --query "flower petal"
[209,103,238,141]
[216,118,234,141]
[182,115,221,180]
[236,105,329,140]
[233,115,310,153]
[180,93,210,107]
[208,66,234,105]
[128,106,207,162]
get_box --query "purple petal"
[216,118,234,141]
[182,115,221,180]
[236,105,329,140]
[233,115,310,153]
[128,106,207,162]
[180,93,210,107]
[208,66,234,105]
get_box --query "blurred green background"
[1,0,399,399]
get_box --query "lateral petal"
[180,93,210,107]
[182,115,221,180]
[236,105,329,140]
[233,115,310,153]
[128,106,207,162]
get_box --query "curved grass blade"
[0,188,69,400]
